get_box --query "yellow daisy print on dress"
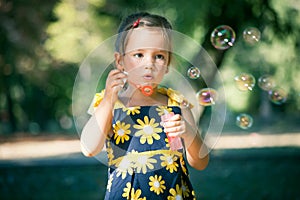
[122,106,141,115]
[115,157,134,179]
[149,175,166,195]
[167,184,183,200]
[180,156,187,175]
[181,180,190,198]
[122,182,131,198]
[156,106,172,116]
[134,155,157,174]
[134,116,162,144]
[106,141,114,165]
[106,173,113,192]
[130,188,146,200]
[122,182,131,199]
[165,137,170,148]
[123,183,146,200]
[113,121,131,144]
[192,190,196,200]
[160,153,179,173]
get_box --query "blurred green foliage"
[0,0,299,134]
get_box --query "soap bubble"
[236,113,253,129]
[243,27,261,45]
[187,66,201,79]
[268,87,287,105]
[181,99,190,108]
[258,75,276,91]
[196,88,217,106]
[234,73,256,91]
[73,28,227,165]
[211,25,236,50]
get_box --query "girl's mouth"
[143,74,153,80]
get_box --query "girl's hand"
[104,69,127,104]
[162,114,186,138]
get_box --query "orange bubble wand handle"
[123,71,154,96]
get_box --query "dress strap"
[92,89,105,107]
[157,87,193,108]
[91,87,193,112]
[91,89,125,110]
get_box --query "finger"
[169,114,181,121]
[108,70,127,80]
[166,130,185,137]
[112,85,123,94]
[108,69,122,76]
[163,120,183,128]
[111,78,126,86]
[164,125,184,133]
[107,80,126,93]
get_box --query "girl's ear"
[114,52,124,70]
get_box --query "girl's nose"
[144,56,154,69]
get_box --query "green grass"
[0,147,299,200]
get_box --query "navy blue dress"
[92,88,197,200]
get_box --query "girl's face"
[118,28,171,89]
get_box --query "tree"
[1,0,299,134]
[0,0,69,133]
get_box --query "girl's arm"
[181,108,209,170]
[80,98,114,157]
[163,108,209,170]
[80,69,126,157]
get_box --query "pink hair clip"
[133,18,140,28]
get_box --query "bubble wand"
[121,71,154,96]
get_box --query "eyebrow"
[132,48,168,51]
[126,49,169,55]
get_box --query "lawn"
[0,147,299,200]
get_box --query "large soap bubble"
[211,25,236,50]
[72,29,226,165]
[196,88,217,106]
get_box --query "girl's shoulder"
[92,89,105,107]
[87,89,105,114]
[157,87,193,108]
[90,89,124,110]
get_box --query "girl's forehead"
[125,28,171,53]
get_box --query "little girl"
[80,12,209,199]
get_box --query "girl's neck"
[119,85,167,107]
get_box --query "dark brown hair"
[115,12,173,55]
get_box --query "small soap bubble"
[243,27,261,45]
[234,73,256,91]
[187,66,201,79]
[211,25,236,50]
[181,99,190,108]
[196,88,217,106]
[268,87,287,105]
[236,113,253,129]
[258,75,276,91]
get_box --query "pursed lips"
[143,74,153,80]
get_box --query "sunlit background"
[0,0,299,199]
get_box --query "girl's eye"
[155,54,165,60]
[134,53,143,58]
